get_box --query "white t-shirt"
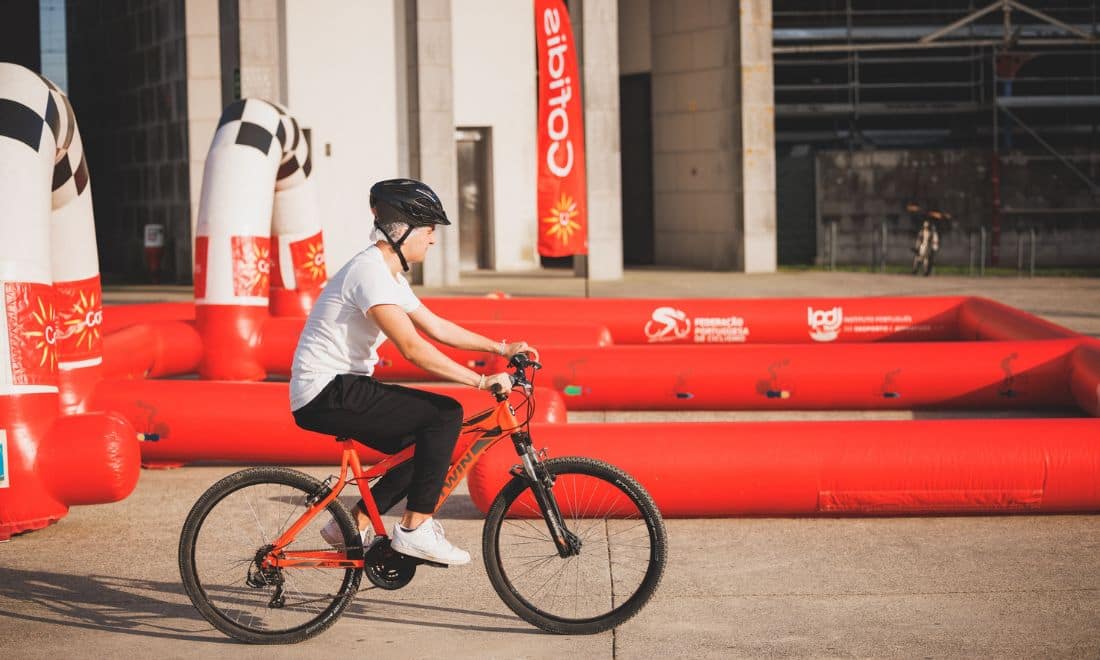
[290,245,421,410]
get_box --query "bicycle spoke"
[489,461,663,628]
[183,471,359,641]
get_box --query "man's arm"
[409,305,506,355]
[370,304,485,387]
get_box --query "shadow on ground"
[0,565,538,642]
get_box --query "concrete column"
[237,0,283,102]
[649,0,776,271]
[739,0,777,272]
[394,0,415,177]
[409,0,460,286]
[579,0,624,280]
[185,0,223,277]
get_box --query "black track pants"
[292,374,463,514]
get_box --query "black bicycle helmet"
[370,178,451,271]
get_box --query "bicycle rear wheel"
[178,467,362,644]
[482,457,667,635]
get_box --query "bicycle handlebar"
[489,352,541,401]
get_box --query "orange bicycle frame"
[266,397,523,570]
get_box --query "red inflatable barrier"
[957,297,1079,341]
[102,295,1080,348]
[195,305,268,381]
[1070,341,1100,416]
[467,419,1100,517]
[102,301,195,335]
[88,379,566,467]
[257,317,612,378]
[425,296,968,344]
[101,321,203,379]
[0,394,140,540]
[529,340,1080,410]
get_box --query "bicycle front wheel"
[482,457,667,635]
[178,467,362,644]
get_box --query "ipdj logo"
[808,306,843,342]
[644,306,691,343]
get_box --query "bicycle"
[178,354,667,643]
[906,203,945,277]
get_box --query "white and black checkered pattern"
[216,98,313,187]
[0,72,90,209]
[45,78,90,209]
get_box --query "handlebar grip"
[490,382,509,402]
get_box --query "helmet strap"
[376,222,417,272]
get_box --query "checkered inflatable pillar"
[271,111,326,317]
[195,99,327,379]
[0,63,138,540]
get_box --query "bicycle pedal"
[417,559,449,569]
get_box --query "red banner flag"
[536,0,587,257]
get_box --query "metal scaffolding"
[774,1,1100,269]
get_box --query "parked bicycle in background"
[906,203,947,276]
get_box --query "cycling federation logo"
[644,306,691,342]
[808,306,843,342]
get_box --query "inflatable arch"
[195,98,327,380]
[0,63,138,540]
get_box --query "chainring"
[364,538,417,590]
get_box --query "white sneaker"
[390,518,471,566]
[320,517,365,547]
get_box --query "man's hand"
[502,341,539,362]
[482,372,513,393]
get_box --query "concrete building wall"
[738,0,776,272]
[237,0,283,102]
[451,0,538,271]
[648,0,777,271]
[283,0,401,272]
[410,0,460,286]
[580,0,624,280]
[617,0,650,75]
[184,0,222,280]
[650,2,743,269]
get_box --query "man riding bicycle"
[290,178,537,566]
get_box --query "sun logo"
[63,289,103,352]
[245,243,272,291]
[542,193,582,245]
[24,296,58,370]
[232,236,273,297]
[298,240,326,283]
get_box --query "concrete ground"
[2,269,1099,658]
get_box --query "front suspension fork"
[511,433,581,558]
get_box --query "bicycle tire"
[179,467,362,644]
[482,457,667,635]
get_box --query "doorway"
[619,73,655,265]
[455,127,493,270]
